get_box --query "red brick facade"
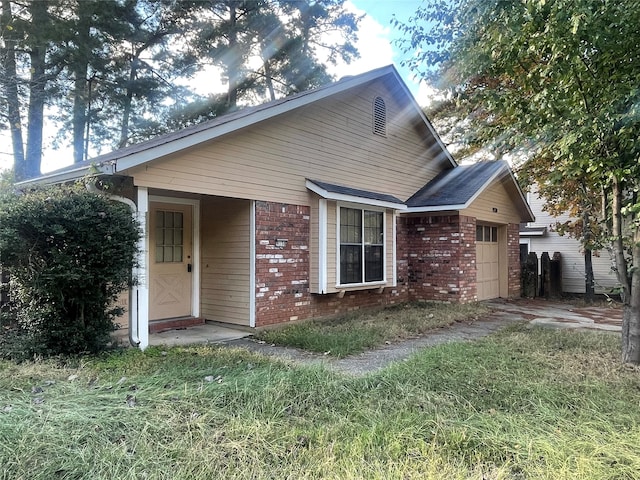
[254,202,405,327]
[507,223,521,297]
[253,202,521,327]
[398,214,477,303]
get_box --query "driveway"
[486,297,622,332]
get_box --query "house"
[520,189,619,294]
[23,65,533,349]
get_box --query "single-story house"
[520,189,619,294]
[23,65,534,349]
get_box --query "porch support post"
[137,187,150,350]
[249,200,256,328]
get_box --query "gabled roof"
[405,160,535,221]
[19,64,456,185]
[306,179,406,210]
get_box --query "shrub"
[0,181,139,358]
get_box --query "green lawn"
[1,325,639,479]
[255,301,491,357]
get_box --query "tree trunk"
[0,0,25,177]
[263,57,276,101]
[118,56,137,149]
[584,249,594,303]
[612,176,640,364]
[72,1,91,163]
[25,0,48,179]
[622,261,640,364]
[611,177,630,298]
[226,2,238,109]
[583,210,594,303]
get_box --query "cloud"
[324,1,395,79]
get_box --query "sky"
[0,0,429,174]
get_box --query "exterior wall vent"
[373,96,386,137]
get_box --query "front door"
[149,202,193,320]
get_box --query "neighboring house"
[22,65,533,349]
[520,190,618,294]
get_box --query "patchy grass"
[254,301,490,357]
[1,326,639,479]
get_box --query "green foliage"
[1,327,639,479]
[395,2,640,362]
[0,182,139,358]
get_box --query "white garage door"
[476,225,499,301]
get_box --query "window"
[340,207,384,284]
[155,210,184,262]
[373,96,386,136]
[476,224,498,242]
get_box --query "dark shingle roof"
[307,179,404,205]
[406,161,507,208]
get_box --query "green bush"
[0,181,139,358]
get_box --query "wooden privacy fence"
[521,251,562,298]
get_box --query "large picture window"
[340,207,384,284]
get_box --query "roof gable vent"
[373,96,386,137]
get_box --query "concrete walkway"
[148,298,623,375]
[149,322,250,346]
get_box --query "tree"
[192,0,360,108]
[1,0,361,177]
[395,0,640,363]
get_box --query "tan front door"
[149,202,193,320]
[476,224,500,301]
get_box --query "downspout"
[86,180,141,347]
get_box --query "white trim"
[403,204,467,214]
[249,201,256,328]
[520,230,546,237]
[392,210,398,287]
[16,163,115,186]
[318,198,328,294]
[148,195,201,321]
[335,203,388,288]
[306,180,406,210]
[137,187,149,350]
[192,201,201,318]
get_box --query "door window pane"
[156,210,184,263]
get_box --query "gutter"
[85,181,141,347]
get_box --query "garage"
[476,224,499,300]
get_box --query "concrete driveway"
[486,298,622,332]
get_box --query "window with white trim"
[339,207,384,284]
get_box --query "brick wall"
[398,214,477,303]
[507,223,521,297]
[254,202,311,327]
[254,203,520,327]
[254,201,407,327]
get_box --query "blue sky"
[346,1,427,98]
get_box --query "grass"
[2,321,640,479]
[255,301,491,357]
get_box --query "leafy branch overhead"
[395,0,640,363]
